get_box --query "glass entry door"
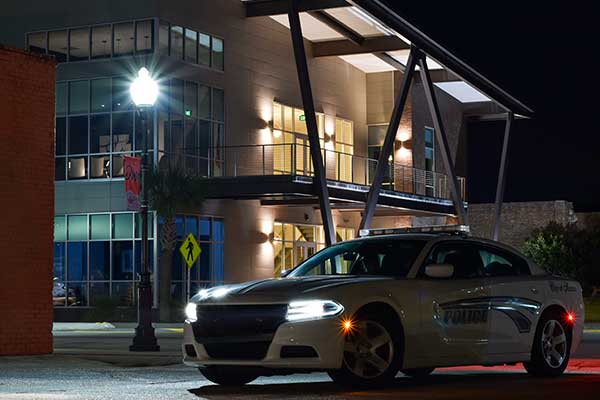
[295,136,312,176]
[294,242,316,265]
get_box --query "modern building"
[0,0,532,320]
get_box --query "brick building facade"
[0,45,55,355]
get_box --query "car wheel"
[199,366,258,386]
[328,312,402,388]
[401,367,435,378]
[523,310,571,377]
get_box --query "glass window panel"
[157,111,168,153]
[91,25,111,59]
[113,22,134,56]
[294,108,307,134]
[112,112,133,152]
[69,81,88,114]
[48,30,67,62]
[90,241,110,280]
[199,218,210,241]
[90,154,110,179]
[91,78,111,112]
[112,282,135,306]
[113,213,133,239]
[171,117,184,167]
[175,216,184,239]
[425,127,434,147]
[213,219,224,242]
[111,153,129,177]
[184,82,198,117]
[68,156,88,179]
[211,37,224,70]
[53,242,66,282]
[283,106,293,132]
[171,240,183,281]
[185,216,198,237]
[90,282,109,306]
[56,82,67,116]
[135,20,154,53]
[170,25,184,60]
[159,20,169,55]
[66,282,88,307]
[170,79,184,115]
[135,213,154,238]
[185,118,197,155]
[68,115,88,154]
[67,242,88,281]
[198,242,211,281]
[134,111,153,151]
[198,120,210,175]
[273,103,282,130]
[112,241,134,280]
[198,85,211,119]
[54,216,66,242]
[112,76,132,111]
[213,242,225,281]
[212,88,224,122]
[198,33,210,66]
[67,215,87,241]
[69,28,89,61]
[27,32,46,54]
[56,117,66,155]
[55,157,66,181]
[90,114,110,153]
[90,214,110,240]
[184,29,197,63]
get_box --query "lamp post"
[129,67,160,352]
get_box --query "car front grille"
[204,341,271,360]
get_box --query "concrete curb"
[53,322,116,331]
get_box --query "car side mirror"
[425,264,454,279]
[280,269,291,278]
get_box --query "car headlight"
[286,300,344,322]
[185,302,197,322]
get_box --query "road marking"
[584,329,600,333]
[164,328,184,333]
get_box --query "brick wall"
[468,200,576,249]
[0,45,55,355]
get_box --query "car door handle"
[530,287,539,294]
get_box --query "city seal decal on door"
[439,297,541,333]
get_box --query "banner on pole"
[124,156,142,211]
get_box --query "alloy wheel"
[541,319,567,368]
[343,320,394,379]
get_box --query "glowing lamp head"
[130,67,158,107]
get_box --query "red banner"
[124,156,141,211]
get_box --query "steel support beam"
[308,11,364,45]
[288,0,336,246]
[246,0,349,17]
[312,36,409,58]
[492,112,514,241]
[374,52,406,72]
[359,47,418,230]
[418,53,468,225]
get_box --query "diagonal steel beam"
[418,52,468,225]
[359,47,418,230]
[308,10,364,45]
[288,0,336,246]
[492,111,514,241]
[374,52,406,72]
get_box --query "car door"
[479,244,543,356]
[416,240,491,365]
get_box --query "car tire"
[523,310,571,377]
[199,366,258,386]
[401,367,435,378]
[328,311,402,388]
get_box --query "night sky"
[381,1,600,211]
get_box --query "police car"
[182,225,584,387]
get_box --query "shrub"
[522,223,577,279]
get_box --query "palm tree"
[146,166,205,321]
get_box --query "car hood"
[192,276,392,303]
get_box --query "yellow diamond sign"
[180,233,201,269]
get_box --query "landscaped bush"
[523,220,600,293]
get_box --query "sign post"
[179,233,201,301]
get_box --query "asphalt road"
[0,329,597,399]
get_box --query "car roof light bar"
[359,224,470,237]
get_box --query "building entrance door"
[294,136,312,176]
[294,242,316,265]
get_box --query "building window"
[334,118,354,182]
[272,223,354,277]
[424,127,435,196]
[27,19,155,62]
[55,77,149,181]
[53,212,154,307]
[368,125,394,189]
[157,80,224,177]
[158,20,224,71]
[168,216,225,304]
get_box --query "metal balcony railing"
[158,143,466,201]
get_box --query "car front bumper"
[182,317,345,370]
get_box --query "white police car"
[182,226,584,387]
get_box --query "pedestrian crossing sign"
[180,233,201,269]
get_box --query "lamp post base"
[129,325,160,352]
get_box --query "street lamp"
[129,67,160,352]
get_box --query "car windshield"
[287,238,426,278]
